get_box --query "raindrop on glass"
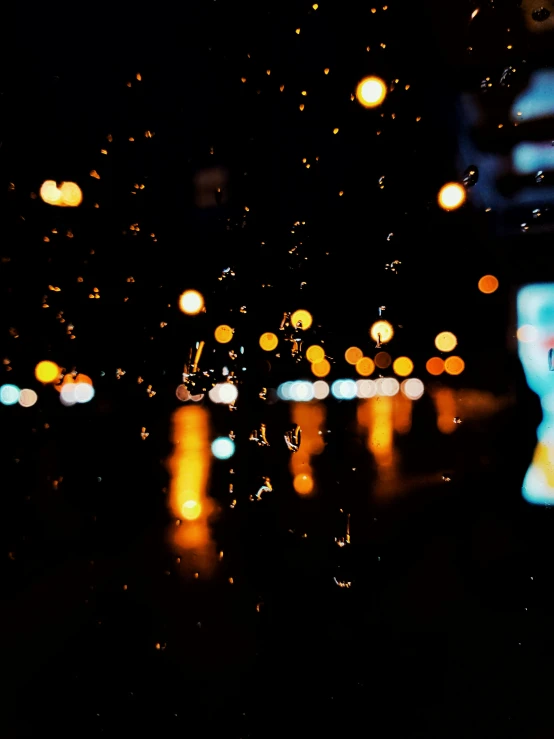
[535,171,545,183]
[549,348,554,371]
[284,425,302,452]
[521,223,529,232]
[500,66,517,87]
[462,164,479,187]
[532,208,542,219]
[532,6,551,21]
[453,417,462,424]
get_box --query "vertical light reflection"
[357,396,396,491]
[430,387,458,434]
[393,392,412,435]
[167,406,216,575]
[290,402,326,496]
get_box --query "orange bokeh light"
[312,359,331,377]
[214,324,234,343]
[291,309,313,330]
[370,320,394,344]
[345,346,363,365]
[356,76,387,108]
[356,357,375,376]
[179,290,204,315]
[293,474,314,495]
[259,332,278,351]
[426,357,445,376]
[438,182,466,211]
[445,356,465,375]
[478,274,499,294]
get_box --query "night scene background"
[4,1,554,736]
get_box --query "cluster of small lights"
[277,378,424,401]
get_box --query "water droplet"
[333,577,352,588]
[442,474,452,482]
[521,223,529,232]
[386,233,393,241]
[462,164,479,187]
[480,76,493,91]
[249,424,270,446]
[532,6,551,21]
[259,387,267,400]
[378,176,385,189]
[535,170,545,183]
[453,417,462,424]
[252,476,272,500]
[532,208,542,218]
[218,266,236,281]
[549,348,554,371]
[284,425,302,452]
[240,305,247,313]
[378,305,386,316]
[500,66,517,87]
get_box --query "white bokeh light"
[312,380,329,399]
[401,378,424,400]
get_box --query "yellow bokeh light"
[182,499,202,520]
[370,320,394,344]
[179,290,204,315]
[345,346,363,365]
[214,324,234,343]
[59,182,83,206]
[291,309,313,330]
[435,331,458,352]
[375,351,392,369]
[312,359,331,377]
[293,474,314,495]
[438,182,466,211]
[40,180,82,207]
[478,274,499,294]
[35,360,60,384]
[426,357,445,376]
[306,345,325,363]
[39,181,63,205]
[356,76,387,108]
[445,356,465,375]
[392,356,414,377]
[259,332,278,351]
[356,357,375,376]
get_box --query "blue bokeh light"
[211,436,235,460]
[0,384,20,406]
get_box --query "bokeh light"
[291,309,313,330]
[211,437,235,460]
[376,377,399,396]
[214,324,234,343]
[356,76,387,108]
[293,473,314,495]
[35,360,60,384]
[370,320,394,343]
[356,357,375,376]
[312,380,330,399]
[0,384,20,405]
[290,381,315,402]
[259,332,278,351]
[306,345,325,363]
[182,500,202,521]
[311,358,331,377]
[401,378,425,400]
[445,356,465,375]
[179,290,204,315]
[40,180,83,207]
[438,182,466,211]
[392,356,414,377]
[435,331,458,352]
[517,324,537,343]
[331,379,357,400]
[375,351,392,369]
[39,180,63,205]
[426,357,445,375]
[74,383,95,403]
[209,382,239,404]
[345,346,363,365]
[356,379,377,398]
[478,274,499,294]
[19,388,38,408]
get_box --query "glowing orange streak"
[393,392,412,435]
[357,396,397,494]
[290,402,326,496]
[430,387,458,434]
[167,405,216,575]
